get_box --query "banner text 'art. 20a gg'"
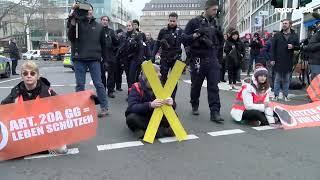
[0,91,97,161]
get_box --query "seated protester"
[1,61,68,154]
[230,67,276,126]
[125,64,174,138]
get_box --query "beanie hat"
[116,29,123,34]
[205,0,219,9]
[254,67,268,79]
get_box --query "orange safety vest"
[307,75,320,102]
[232,85,267,111]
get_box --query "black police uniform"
[153,25,183,97]
[117,30,144,92]
[101,26,119,96]
[183,14,224,122]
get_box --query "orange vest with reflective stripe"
[307,75,320,102]
[232,85,267,112]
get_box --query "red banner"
[0,90,97,161]
[270,101,320,130]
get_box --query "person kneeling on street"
[230,67,277,126]
[1,61,68,155]
[125,64,175,138]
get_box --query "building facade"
[140,0,206,39]
[223,0,238,32]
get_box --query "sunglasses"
[22,71,37,77]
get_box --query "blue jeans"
[274,72,291,97]
[310,65,320,80]
[73,60,108,109]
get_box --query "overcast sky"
[124,0,150,16]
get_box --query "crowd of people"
[2,0,320,156]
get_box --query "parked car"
[22,50,41,60]
[63,49,73,71]
[0,55,11,78]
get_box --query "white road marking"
[207,129,245,137]
[0,77,21,84]
[97,141,144,151]
[158,134,199,143]
[24,148,79,160]
[252,126,281,131]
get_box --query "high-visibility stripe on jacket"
[231,84,268,121]
[307,74,320,102]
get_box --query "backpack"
[128,82,144,97]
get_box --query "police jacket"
[102,26,119,64]
[152,25,183,58]
[67,17,107,61]
[306,29,320,65]
[1,77,56,105]
[117,30,144,63]
[182,15,224,58]
[272,29,300,73]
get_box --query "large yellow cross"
[142,60,188,143]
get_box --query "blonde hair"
[21,61,39,74]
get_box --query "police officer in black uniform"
[152,12,183,97]
[182,0,224,122]
[117,21,144,92]
[100,16,119,98]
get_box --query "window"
[277,13,280,21]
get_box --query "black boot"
[192,107,199,115]
[108,92,115,98]
[210,112,224,123]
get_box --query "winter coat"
[1,77,56,105]
[67,17,107,61]
[272,29,300,73]
[9,42,20,60]
[249,40,263,56]
[125,77,176,117]
[224,38,245,69]
[305,29,320,65]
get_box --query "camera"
[71,0,92,20]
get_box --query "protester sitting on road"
[125,64,174,138]
[230,67,276,126]
[1,61,68,154]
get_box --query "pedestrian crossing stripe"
[142,60,188,144]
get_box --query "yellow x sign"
[142,60,188,143]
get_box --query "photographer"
[67,3,109,117]
[247,33,263,76]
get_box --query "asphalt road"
[0,60,318,180]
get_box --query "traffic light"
[271,0,283,8]
[299,0,312,7]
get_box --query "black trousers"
[115,61,123,89]
[106,63,115,93]
[227,60,240,85]
[101,62,107,90]
[160,58,178,98]
[126,113,170,132]
[242,110,269,126]
[220,60,226,81]
[12,60,18,74]
[190,57,221,113]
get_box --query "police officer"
[114,29,125,91]
[182,0,224,122]
[100,16,119,98]
[117,21,144,92]
[153,12,183,97]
